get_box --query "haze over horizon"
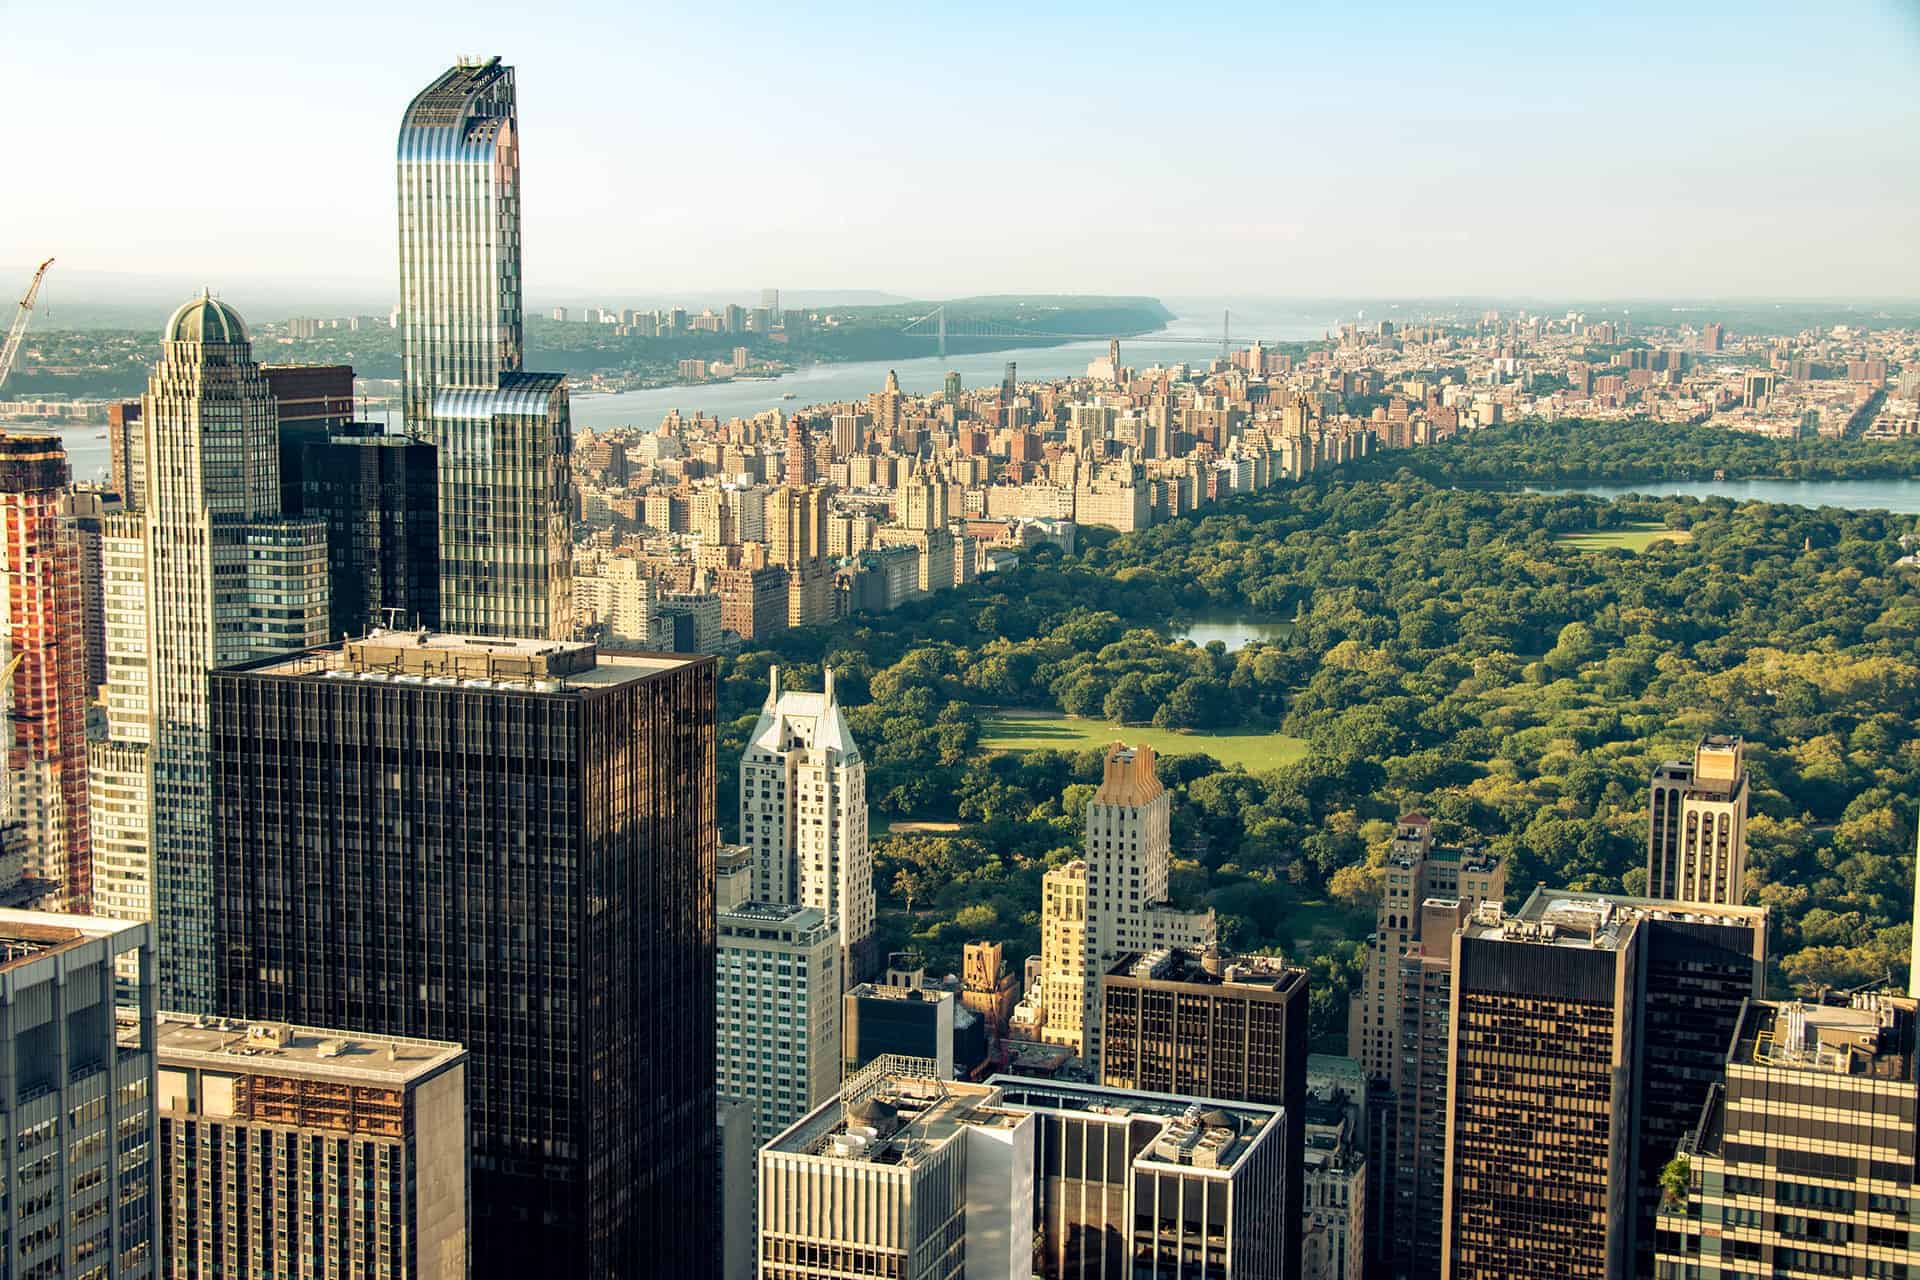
[6,0,1919,304]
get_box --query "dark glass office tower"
[298,426,440,637]
[210,633,717,1280]
[1100,947,1309,1280]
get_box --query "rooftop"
[155,1013,465,1085]
[1735,994,1916,1083]
[0,908,144,973]
[233,629,694,691]
[1465,887,1768,951]
[767,1059,1281,1177]
[1106,947,1305,995]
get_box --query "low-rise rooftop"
[155,1013,465,1085]
[1106,946,1305,995]
[235,629,694,690]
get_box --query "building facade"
[139,295,328,1011]
[0,908,157,1279]
[1348,815,1504,1276]
[155,1015,468,1279]
[760,1062,1289,1280]
[209,633,717,1280]
[397,58,572,640]
[0,433,91,908]
[1647,735,1750,904]
[1655,993,1920,1279]
[1440,890,1766,1280]
[1100,947,1310,1280]
[716,901,840,1147]
[1038,745,1215,1064]
[738,667,874,981]
[287,424,440,639]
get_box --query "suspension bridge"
[900,305,1252,359]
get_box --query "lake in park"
[1530,478,1920,514]
[1171,618,1295,650]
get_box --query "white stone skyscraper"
[738,667,874,981]
[94,295,327,1011]
[396,57,573,640]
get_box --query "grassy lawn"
[1555,523,1694,552]
[871,816,966,838]
[980,708,1309,773]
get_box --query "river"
[565,300,1339,430]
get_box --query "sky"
[4,0,1918,306]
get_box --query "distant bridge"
[900,305,1253,360]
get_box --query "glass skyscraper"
[396,58,573,640]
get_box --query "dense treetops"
[721,422,1920,1046]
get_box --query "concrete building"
[154,1014,468,1279]
[137,295,329,1011]
[1302,1087,1366,1280]
[1303,1057,1367,1280]
[0,908,157,1278]
[1348,815,1503,1277]
[1101,947,1309,1280]
[738,667,874,980]
[1440,890,1766,1280]
[1647,734,1750,904]
[717,1098,757,1280]
[0,433,91,909]
[397,59,573,642]
[760,1060,1289,1280]
[1656,992,1920,1279]
[717,900,841,1147]
[208,632,717,1280]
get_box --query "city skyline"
[7,2,1920,301]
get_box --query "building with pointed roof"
[739,666,874,981]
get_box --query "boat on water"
[781,392,796,400]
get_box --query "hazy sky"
[5,0,1918,303]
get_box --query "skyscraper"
[1101,947,1310,1280]
[0,907,157,1279]
[738,667,874,980]
[1038,745,1213,1064]
[1647,734,1750,904]
[716,900,841,1147]
[1346,815,1504,1280]
[139,294,328,1011]
[211,632,717,1279]
[0,433,91,908]
[1439,890,1765,1280]
[397,58,572,640]
[1656,992,1920,1278]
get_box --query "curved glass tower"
[397,58,571,640]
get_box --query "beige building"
[155,1015,469,1280]
[1647,734,1749,904]
[716,901,842,1146]
[1035,745,1214,1060]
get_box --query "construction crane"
[0,258,55,395]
